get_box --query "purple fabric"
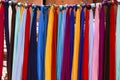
[98,5,105,80]
[61,8,70,80]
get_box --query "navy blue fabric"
[4,2,10,56]
[27,7,38,80]
[78,5,85,80]
[70,7,74,79]
[4,2,10,73]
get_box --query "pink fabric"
[0,4,4,77]
[92,3,100,80]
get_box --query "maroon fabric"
[61,8,70,80]
[98,5,105,80]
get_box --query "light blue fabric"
[12,7,21,80]
[89,9,94,80]
[61,9,66,58]
[12,8,27,80]
[56,6,63,80]
[116,4,120,80]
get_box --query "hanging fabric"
[45,5,54,80]
[27,6,37,80]
[12,6,21,80]
[71,6,81,80]
[92,3,100,80]
[8,2,12,77]
[78,5,85,80]
[109,3,116,80]
[8,3,16,80]
[51,7,58,80]
[70,7,75,80]
[56,6,63,80]
[22,5,31,80]
[82,8,89,80]
[0,3,4,78]
[116,3,120,80]
[37,5,49,80]
[30,7,34,35]
[0,1,119,80]
[4,2,10,79]
[8,3,12,42]
[98,4,105,80]
[103,4,110,80]
[4,2,10,58]
[61,7,70,80]
[14,7,27,80]
[88,8,94,80]
[37,6,45,80]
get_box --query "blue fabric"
[70,7,74,79]
[56,6,63,80]
[27,7,38,80]
[78,5,85,80]
[37,6,44,80]
[37,6,48,80]
[43,6,49,34]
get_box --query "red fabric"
[51,8,58,80]
[0,4,4,77]
[22,7,31,80]
[109,4,116,80]
[82,9,89,80]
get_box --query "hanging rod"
[0,0,119,9]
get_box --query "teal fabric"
[56,6,63,80]
[12,7,21,80]
[116,4,120,80]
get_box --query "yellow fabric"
[20,6,24,20]
[71,7,81,80]
[45,6,54,80]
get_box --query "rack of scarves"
[0,0,120,80]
